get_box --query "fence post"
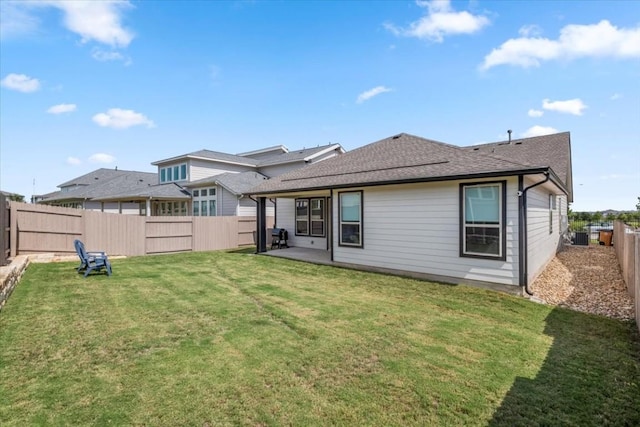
[9,201,18,258]
[0,194,7,266]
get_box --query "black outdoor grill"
[271,228,289,249]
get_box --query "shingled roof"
[44,170,159,202]
[464,131,572,200]
[256,144,344,167]
[91,183,191,201]
[186,171,269,196]
[151,144,344,169]
[58,168,134,188]
[249,132,572,199]
[152,149,259,167]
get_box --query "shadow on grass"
[226,246,256,255]
[489,306,640,426]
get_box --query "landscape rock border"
[531,245,634,320]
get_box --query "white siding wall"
[259,163,304,178]
[120,202,141,215]
[329,179,520,286]
[84,201,102,212]
[258,149,342,178]
[275,198,328,250]
[237,198,274,217]
[102,202,119,214]
[526,180,563,284]
[188,159,253,182]
[219,187,239,216]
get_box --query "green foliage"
[4,193,24,202]
[1,251,639,426]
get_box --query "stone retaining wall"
[0,256,29,311]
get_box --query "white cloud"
[518,24,542,38]
[0,1,40,39]
[521,125,559,138]
[542,98,587,116]
[1,1,134,61]
[481,20,640,70]
[92,108,155,129]
[47,103,77,114]
[528,109,544,118]
[91,48,131,65]
[610,93,622,100]
[89,153,116,164]
[1,73,40,92]
[356,86,392,104]
[47,0,134,47]
[67,156,82,165]
[385,0,490,42]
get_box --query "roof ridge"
[468,131,570,148]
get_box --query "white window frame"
[295,198,326,237]
[295,199,309,236]
[153,201,187,216]
[160,163,188,183]
[460,181,505,260]
[192,187,217,216]
[338,191,363,248]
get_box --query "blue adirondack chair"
[74,239,112,277]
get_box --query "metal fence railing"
[568,219,640,245]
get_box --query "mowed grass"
[1,250,639,426]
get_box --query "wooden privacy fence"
[613,221,640,332]
[8,202,272,257]
[1,194,9,266]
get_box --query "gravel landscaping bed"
[531,245,634,320]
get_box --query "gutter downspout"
[518,172,550,296]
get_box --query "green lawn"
[1,250,639,426]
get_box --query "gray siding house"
[250,132,572,293]
[36,168,190,215]
[38,143,345,217]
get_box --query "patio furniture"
[74,239,112,277]
[271,228,289,249]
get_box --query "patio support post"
[256,197,267,253]
[146,199,151,217]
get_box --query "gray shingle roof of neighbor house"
[187,171,269,196]
[249,132,572,198]
[92,183,191,201]
[151,144,344,168]
[256,144,345,167]
[151,149,260,167]
[43,170,159,202]
[57,168,134,187]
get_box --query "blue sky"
[1,0,638,211]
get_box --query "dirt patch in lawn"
[531,245,634,320]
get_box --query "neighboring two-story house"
[38,143,345,217]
